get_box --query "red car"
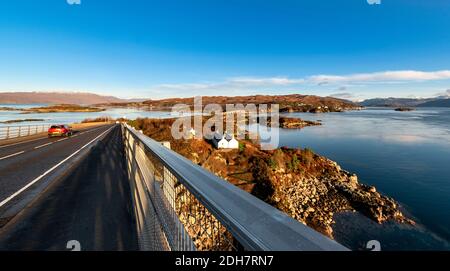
[48,125,73,137]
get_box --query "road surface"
[0,124,112,207]
[0,125,138,250]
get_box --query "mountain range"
[0,92,145,105]
[2,91,449,108]
[359,96,450,107]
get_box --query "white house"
[212,132,239,149]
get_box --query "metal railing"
[121,123,349,251]
[0,124,52,140]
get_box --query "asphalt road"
[0,125,138,250]
[0,124,114,206]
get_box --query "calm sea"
[0,104,173,126]
[278,108,450,250]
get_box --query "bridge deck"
[0,126,138,250]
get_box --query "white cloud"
[329,92,355,99]
[434,89,450,98]
[308,70,450,85]
[144,70,450,98]
[146,76,306,97]
[229,77,304,85]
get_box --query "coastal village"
[186,127,239,150]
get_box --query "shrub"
[81,116,112,123]
[292,154,300,169]
[300,148,314,167]
[239,142,246,152]
[287,154,300,171]
[268,158,277,170]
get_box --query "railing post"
[28,126,31,136]
[6,126,10,139]
[18,126,21,137]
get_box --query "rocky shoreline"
[279,117,321,129]
[264,148,414,237]
[279,104,363,113]
[0,107,22,111]
[129,117,414,240]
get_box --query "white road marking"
[0,137,47,149]
[0,126,114,208]
[34,142,53,149]
[0,151,25,161]
[57,138,68,142]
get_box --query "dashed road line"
[0,137,47,149]
[34,142,53,149]
[0,151,25,161]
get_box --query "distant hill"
[417,98,450,107]
[359,98,433,107]
[359,97,450,108]
[0,92,126,105]
[141,94,360,112]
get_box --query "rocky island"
[0,119,45,124]
[21,104,105,113]
[252,115,321,129]
[277,116,321,129]
[394,107,415,112]
[0,107,22,111]
[129,117,414,240]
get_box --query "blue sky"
[1,0,450,100]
